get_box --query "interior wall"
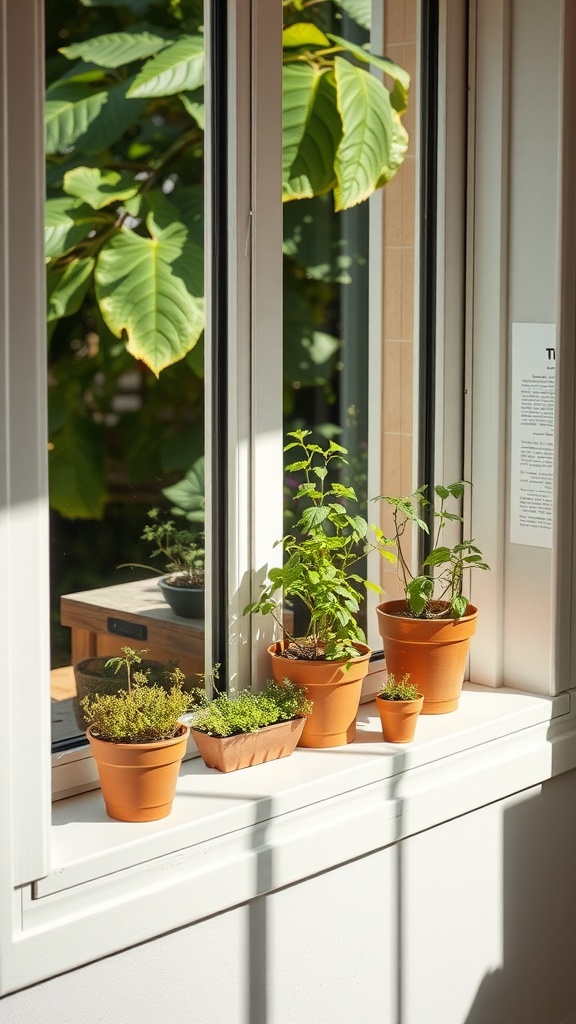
[4,771,576,1024]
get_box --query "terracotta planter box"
[191,717,306,772]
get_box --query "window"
[2,0,575,997]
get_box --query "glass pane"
[46,1,206,751]
[282,0,418,653]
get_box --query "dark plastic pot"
[158,577,204,619]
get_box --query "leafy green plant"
[190,679,312,738]
[376,481,490,620]
[81,646,202,742]
[244,429,384,661]
[378,673,419,702]
[141,507,204,586]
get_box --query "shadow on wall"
[463,768,576,1024]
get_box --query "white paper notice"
[510,323,556,547]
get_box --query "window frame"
[2,0,576,998]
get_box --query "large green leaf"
[74,79,147,155]
[60,31,170,69]
[180,89,205,129]
[328,34,410,113]
[47,257,95,321]
[282,24,330,49]
[334,57,401,210]
[162,456,205,522]
[95,219,204,375]
[49,414,107,520]
[282,64,318,196]
[63,166,139,209]
[284,69,342,201]
[45,84,108,155]
[45,197,103,259]
[127,36,204,98]
[332,0,371,30]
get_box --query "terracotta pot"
[376,600,478,714]
[375,692,424,743]
[191,716,306,772]
[87,725,189,822]
[267,641,371,747]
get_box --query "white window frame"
[2,0,576,998]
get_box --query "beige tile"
[400,341,414,434]
[382,341,402,432]
[382,173,403,248]
[384,0,406,44]
[400,432,415,494]
[382,249,402,339]
[400,156,416,247]
[401,248,415,340]
[404,0,418,42]
[381,430,402,497]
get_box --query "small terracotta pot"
[267,641,371,747]
[191,716,306,772]
[376,600,478,714]
[375,693,424,743]
[87,725,189,822]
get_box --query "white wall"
[3,769,576,1024]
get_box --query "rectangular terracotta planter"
[191,717,306,772]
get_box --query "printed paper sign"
[510,323,556,547]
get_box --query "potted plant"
[73,650,186,730]
[375,673,424,743]
[244,430,383,749]
[185,674,313,772]
[81,647,197,821]
[375,482,490,714]
[121,507,205,619]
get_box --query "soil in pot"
[376,600,478,714]
[268,641,371,747]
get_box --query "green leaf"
[300,505,330,531]
[327,34,410,108]
[45,84,108,155]
[47,257,95,321]
[451,596,469,620]
[63,166,138,209]
[162,456,205,522]
[332,0,371,28]
[180,89,205,129]
[75,79,147,154]
[334,57,403,211]
[127,36,204,98]
[283,68,342,200]
[60,31,170,69]
[312,466,328,481]
[45,197,102,259]
[95,220,204,376]
[423,546,452,568]
[282,23,330,48]
[49,415,106,520]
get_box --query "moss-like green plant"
[191,679,312,738]
[81,646,204,743]
[378,673,419,702]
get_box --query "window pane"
[46,1,206,751]
[282,0,418,653]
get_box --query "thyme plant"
[378,673,419,702]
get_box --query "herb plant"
[376,481,490,619]
[81,647,202,743]
[190,679,312,738]
[378,673,419,702]
[244,430,383,662]
[122,508,205,588]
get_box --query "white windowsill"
[11,683,576,994]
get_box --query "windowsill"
[40,683,572,898]
[14,682,576,994]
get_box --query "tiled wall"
[379,0,418,598]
